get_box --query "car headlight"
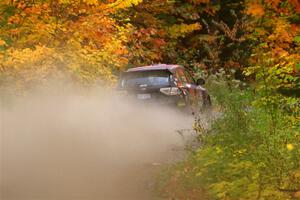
[160,87,181,95]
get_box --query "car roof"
[126,64,184,73]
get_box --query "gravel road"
[0,89,195,200]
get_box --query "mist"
[0,86,194,200]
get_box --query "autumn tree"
[0,0,142,92]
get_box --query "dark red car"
[117,64,211,113]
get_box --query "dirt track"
[0,89,194,200]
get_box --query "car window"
[176,68,189,84]
[121,70,171,88]
[174,68,197,85]
[184,71,195,84]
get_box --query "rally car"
[117,64,211,113]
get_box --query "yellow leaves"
[58,0,71,5]
[5,46,56,68]
[58,0,98,6]
[215,146,222,154]
[293,170,300,179]
[0,0,133,88]
[168,23,202,38]
[1,43,121,89]
[235,149,247,155]
[286,143,294,151]
[108,0,143,10]
[245,2,265,17]
[1,46,60,91]
[83,0,99,5]
[246,1,300,92]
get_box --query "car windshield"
[121,70,171,88]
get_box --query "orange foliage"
[289,0,300,13]
[245,2,265,17]
[0,0,142,88]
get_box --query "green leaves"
[294,35,300,43]
[159,69,300,199]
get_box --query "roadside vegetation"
[1,0,300,199]
[158,69,300,199]
[155,1,300,199]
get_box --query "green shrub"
[158,71,300,200]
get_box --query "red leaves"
[10,28,21,37]
[291,24,300,34]
[153,38,166,48]
[265,0,282,9]
[289,0,300,13]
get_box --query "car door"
[175,68,199,106]
[185,70,212,108]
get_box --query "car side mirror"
[196,78,205,85]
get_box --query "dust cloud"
[0,86,194,200]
